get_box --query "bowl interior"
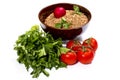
[38,3,91,30]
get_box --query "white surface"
[0,0,120,80]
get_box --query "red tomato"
[60,51,77,65]
[77,47,94,64]
[66,40,82,51]
[54,7,66,18]
[82,37,98,51]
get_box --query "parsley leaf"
[55,18,71,29]
[73,5,82,15]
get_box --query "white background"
[0,0,120,80]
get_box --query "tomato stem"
[82,46,86,52]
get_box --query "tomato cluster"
[60,37,98,65]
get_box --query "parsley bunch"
[14,25,68,78]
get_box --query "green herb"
[73,5,82,15]
[14,25,69,78]
[55,18,71,29]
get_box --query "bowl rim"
[38,2,92,30]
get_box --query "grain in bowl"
[45,6,88,29]
[38,3,92,40]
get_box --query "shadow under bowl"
[38,3,91,40]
